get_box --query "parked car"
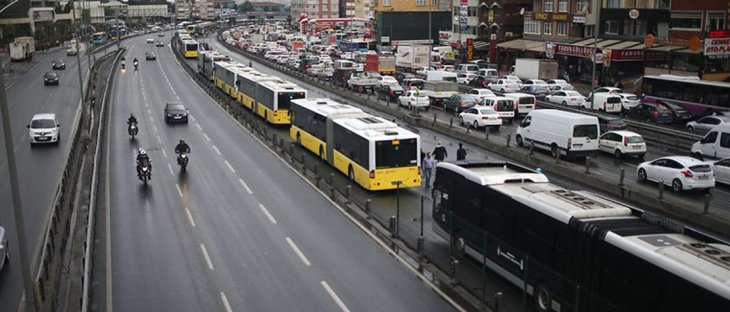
[43,72,59,85]
[599,130,646,159]
[27,113,61,145]
[547,84,576,93]
[637,156,715,192]
[459,107,502,129]
[597,115,628,133]
[521,79,547,88]
[545,90,584,107]
[488,79,521,93]
[655,100,692,123]
[52,60,66,70]
[623,103,673,124]
[546,79,571,86]
[501,75,522,84]
[378,84,405,102]
[467,88,495,101]
[164,102,189,123]
[398,89,430,110]
[519,85,550,100]
[402,78,425,90]
[686,116,729,133]
[443,94,479,112]
[710,157,730,185]
[380,75,399,86]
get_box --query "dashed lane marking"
[224,160,235,173]
[212,145,221,155]
[200,244,215,271]
[238,179,252,194]
[258,204,277,224]
[175,183,183,197]
[285,237,311,266]
[185,207,196,227]
[320,281,350,312]
[220,292,233,312]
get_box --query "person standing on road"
[433,141,448,162]
[422,153,435,188]
[456,143,467,161]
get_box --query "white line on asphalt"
[168,163,174,176]
[212,145,221,155]
[320,281,350,312]
[185,207,196,227]
[220,292,233,312]
[258,204,277,224]
[152,124,158,132]
[147,108,152,115]
[157,135,162,144]
[162,149,168,158]
[203,132,211,142]
[200,244,215,271]
[285,237,311,266]
[224,160,235,173]
[148,116,154,123]
[238,179,253,194]
[196,123,203,131]
[190,115,197,122]
[175,183,183,197]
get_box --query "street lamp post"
[392,181,402,238]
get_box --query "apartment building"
[373,0,451,45]
[176,0,216,20]
[291,0,340,19]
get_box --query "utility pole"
[590,2,601,90]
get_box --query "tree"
[240,1,254,13]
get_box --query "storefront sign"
[553,14,568,21]
[534,13,548,20]
[460,5,468,31]
[554,43,594,58]
[705,37,730,57]
[573,16,586,24]
[610,49,643,61]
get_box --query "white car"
[467,88,496,101]
[442,65,455,71]
[146,38,154,43]
[416,66,435,76]
[459,107,502,129]
[457,73,477,85]
[710,158,730,185]
[545,90,585,107]
[28,113,60,145]
[380,75,399,86]
[547,84,576,94]
[599,130,646,159]
[276,55,289,64]
[307,64,323,76]
[522,79,548,88]
[546,79,571,86]
[501,75,522,84]
[354,63,364,71]
[616,93,641,110]
[637,156,715,192]
[398,90,430,110]
[341,52,353,60]
[488,79,521,93]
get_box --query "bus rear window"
[375,138,418,169]
[278,92,305,110]
[573,124,598,139]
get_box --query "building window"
[556,22,567,36]
[671,12,703,31]
[416,0,425,6]
[605,0,619,8]
[707,12,726,31]
[605,20,620,34]
[544,0,553,13]
[558,0,568,13]
[524,20,541,35]
[543,22,552,35]
[657,0,670,9]
[431,0,437,5]
[576,0,590,13]
[383,0,390,6]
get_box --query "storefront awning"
[526,42,545,53]
[496,39,545,52]
[604,41,642,50]
[570,38,599,46]
[648,45,684,52]
[674,48,702,54]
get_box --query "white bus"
[433,160,730,312]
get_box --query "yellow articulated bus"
[254,80,306,125]
[214,61,253,100]
[237,71,279,111]
[290,99,421,191]
[180,40,199,58]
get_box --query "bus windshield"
[375,138,418,168]
[277,92,305,110]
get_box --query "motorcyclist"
[133,57,139,69]
[136,148,152,180]
[175,139,191,154]
[127,113,138,125]
[121,58,126,69]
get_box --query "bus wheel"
[348,166,355,183]
[535,284,552,312]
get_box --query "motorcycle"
[177,152,189,171]
[121,62,126,70]
[138,159,151,184]
[134,61,139,71]
[128,122,138,139]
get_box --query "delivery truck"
[396,43,430,71]
[364,54,396,75]
[511,59,559,81]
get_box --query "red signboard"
[554,43,594,58]
[610,49,643,61]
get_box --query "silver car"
[686,116,729,133]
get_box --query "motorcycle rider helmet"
[179,139,185,145]
[138,148,146,155]
[130,113,135,119]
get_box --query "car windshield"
[573,124,598,139]
[31,119,56,128]
[626,136,644,143]
[478,108,496,115]
[461,95,478,102]
[167,104,185,111]
[375,138,418,168]
[689,164,712,173]
[45,73,58,78]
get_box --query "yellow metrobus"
[213,61,253,100]
[254,80,306,125]
[237,71,278,111]
[290,98,421,191]
[186,24,195,34]
[180,40,199,58]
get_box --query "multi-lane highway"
[91,36,460,311]
[0,46,99,310]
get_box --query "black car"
[597,115,628,133]
[145,51,157,60]
[43,72,59,85]
[443,94,479,112]
[519,85,549,100]
[52,60,66,70]
[155,41,164,47]
[164,102,188,123]
[655,100,692,123]
[377,84,405,102]
[468,75,491,88]
[402,78,424,90]
[158,33,165,37]
[623,102,673,124]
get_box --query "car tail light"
[652,110,659,117]
[460,101,468,107]
[623,136,629,146]
[389,90,394,94]
[369,170,375,178]
[681,170,693,178]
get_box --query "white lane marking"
[147,108,152,115]
[152,124,158,132]
[203,132,211,142]
[196,123,203,131]
[224,160,235,173]
[148,116,154,123]
[238,179,253,194]
[162,149,168,158]
[212,145,221,155]
[185,207,196,227]
[175,183,183,197]
[200,244,215,271]
[190,115,196,122]
[320,281,351,312]
[168,163,174,176]
[220,292,233,312]
[258,204,277,224]
[156,135,162,144]
[285,237,311,266]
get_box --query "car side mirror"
[26,125,30,128]
[57,124,60,127]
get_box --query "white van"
[456,63,480,74]
[479,96,516,122]
[477,68,499,79]
[426,70,458,82]
[503,93,536,117]
[515,109,600,158]
[691,123,730,160]
[585,93,622,113]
